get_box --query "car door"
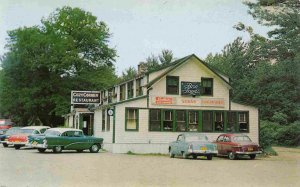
[173,135,183,155]
[222,136,232,154]
[215,135,224,154]
[177,134,186,154]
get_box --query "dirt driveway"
[0,146,299,187]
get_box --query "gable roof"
[145,54,231,88]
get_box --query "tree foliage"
[0,7,117,126]
[206,0,300,123]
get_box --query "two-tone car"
[214,134,262,160]
[0,127,23,147]
[169,133,218,160]
[8,126,50,149]
[28,128,103,153]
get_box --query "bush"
[276,121,300,146]
[259,120,281,148]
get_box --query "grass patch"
[263,146,278,156]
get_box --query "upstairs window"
[136,78,143,96]
[120,84,126,101]
[166,76,179,95]
[201,78,213,96]
[127,81,134,99]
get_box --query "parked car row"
[0,126,103,153]
[169,133,262,160]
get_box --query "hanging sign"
[181,82,201,96]
[71,91,101,104]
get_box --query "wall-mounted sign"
[152,96,176,105]
[71,91,100,104]
[107,109,114,116]
[181,82,201,96]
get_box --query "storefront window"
[202,111,213,132]
[188,111,198,132]
[120,84,126,101]
[163,110,173,131]
[126,108,139,131]
[176,110,186,132]
[201,78,213,96]
[166,76,179,95]
[149,109,161,131]
[136,78,143,96]
[238,112,248,132]
[227,112,236,132]
[127,81,134,99]
[214,111,224,132]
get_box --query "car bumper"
[0,141,10,144]
[11,142,27,146]
[236,151,263,155]
[29,143,47,149]
[188,149,218,155]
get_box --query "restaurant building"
[67,54,259,154]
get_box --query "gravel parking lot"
[0,146,299,187]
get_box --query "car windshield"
[232,135,252,142]
[44,129,61,136]
[20,129,35,135]
[185,135,208,142]
[6,128,22,135]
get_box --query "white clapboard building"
[91,54,258,154]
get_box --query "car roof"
[47,128,82,134]
[21,126,50,130]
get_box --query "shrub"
[275,121,300,146]
[259,120,281,148]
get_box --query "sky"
[0,0,269,75]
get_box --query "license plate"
[248,147,253,151]
[201,147,207,151]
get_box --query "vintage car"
[169,133,218,160]
[214,134,262,160]
[28,128,103,153]
[0,127,23,147]
[8,126,50,149]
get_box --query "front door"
[80,114,94,136]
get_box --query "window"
[238,112,248,132]
[201,78,213,96]
[177,134,184,141]
[217,135,224,142]
[108,88,113,103]
[136,78,143,96]
[126,108,138,131]
[102,110,105,131]
[40,128,47,134]
[176,110,186,132]
[188,111,198,132]
[120,84,126,101]
[127,81,134,99]
[149,109,161,131]
[166,76,179,95]
[202,111,213,132]
[163,110,173,131]
[227,112,236,132]
[106,110,110,131]
[214,111,224,132]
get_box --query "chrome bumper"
[188,149,218,154]
[236,151,263,155]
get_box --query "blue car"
[169,133,218,160]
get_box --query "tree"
[118,66,137,82]
[144,49,175,72]
[0,6,117,126]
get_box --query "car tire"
[182,152,188,159]
[53,146,62,153]
[77,149,84,153]
[207,155,213,160]
[38,148,46,153]
[3,143,8,147]
[250,154,256,160]
[14,145,21,150]
[192,155,197,159]
[169,148,175,158]
[89,144,100,153]
[228,152,236,160]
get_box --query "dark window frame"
[149,109,162,131]
[127,81,134,99]
[201,78,213,96]
[166,76,179,95]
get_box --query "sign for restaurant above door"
[71,91,101,104]
[181,81,201,96]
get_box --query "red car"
[214,134,262,160]
[8,126,50,149]
[0,119,13,131]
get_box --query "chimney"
[138,62,147,75]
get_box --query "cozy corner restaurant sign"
[71,91,100,104]
[152,96,225,108]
